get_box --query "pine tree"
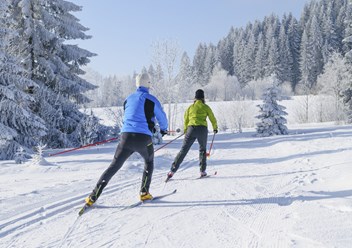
[0,0,47,159]
[177,52,195,101]
[242,32,256,82]
[203,44,217,84]
[287,14,302,89]
[256,75,288,137]
[278,24,294,83]
[193,43,207,86]
[267,36,280,77]
[309,15,324,86]
[10,0,97,149]
[342,0,352,121]
[298,29,314,93]
[217,29,234,76]
[254,33,266,80]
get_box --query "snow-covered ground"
[1,123,352,247]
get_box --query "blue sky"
[73,0,310,77]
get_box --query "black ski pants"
[170,125,208,173]
[90,132,154,201]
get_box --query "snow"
[1,123,352,247]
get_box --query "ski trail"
[0,170,170,239]
[58,215,82,248]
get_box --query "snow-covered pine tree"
[0,0,47,159]
[287,14,301,90]
[14,146,27,164]
[193,43,207,86]
[256,75,288,137]
[217,29,234,76]
[10,0,97,149]
[30,143,54,166]
[76,110,99,146]
[177,52,196,102]
[342,0,352,121]
[203,44,217,85]
[278,24,294,83]
[254,33,266,80]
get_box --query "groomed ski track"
[1,124,352,247]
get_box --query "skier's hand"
[213,129,218,134]
[160,130,168,137]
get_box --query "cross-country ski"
[122,189,177,210]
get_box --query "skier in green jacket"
[166,89,218,180]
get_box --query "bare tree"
[151,39,181,131]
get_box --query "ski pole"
[154,133,184,153]
[206,133,216,157]
[167,128,181,134]
[48,137,119,157]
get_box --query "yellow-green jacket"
[184,100,218,132]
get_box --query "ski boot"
[140,192,153,201]
[85,194,97,206]
[200,171,207,178]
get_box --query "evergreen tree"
[177,52,195,101]
[242,32,256,82]
[278,24,294,83]
[217,28,234,75]
[203,44,217,84]
[343,1,352,61]
[256,75,288,137]
[192,43,207,86]
[309,15,324,86]
[267,36,280,77]
[254,33,266,80]
[287,14,302,89]
[0,0,47,159]
[322,1,340,56]
[342,0,352,121]
[233,30,247,85]
[10,0,97,148]
[298,29,314,93]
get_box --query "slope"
[0,123,352,247]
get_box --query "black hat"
[195,89,204,99]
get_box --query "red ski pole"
[154,133,184,153]
[48,137,119,157]
[206,133,216,157]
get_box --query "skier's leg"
[89,134,133,202]
[196,126,208,172]
[137,141,154,193]
[170,127,196,173]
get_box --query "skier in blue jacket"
[84,73,168,205]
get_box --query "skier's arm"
[206,105,218,131]
[184,107,190,133]
[154,99,168,132]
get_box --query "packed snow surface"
[1,123,352,247]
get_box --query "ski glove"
[161,130,168,137]
[213,129,218,134]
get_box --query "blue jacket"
[121,87,168,136]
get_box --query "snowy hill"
[1,123,352,247]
